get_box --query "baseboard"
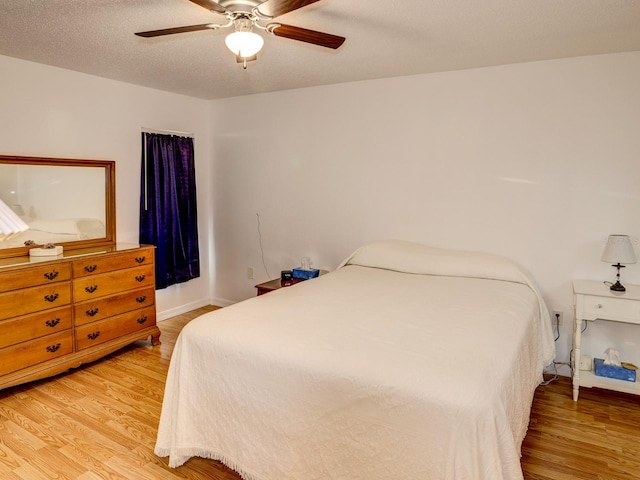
[157,298,214,321]
[210,296,236,308]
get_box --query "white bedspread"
[155,240,555,480]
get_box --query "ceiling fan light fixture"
[136,0,347,64]
[225,30,264,58]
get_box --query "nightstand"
[255,278,305,295]
[255,270,328,296]
[572,280,640,401]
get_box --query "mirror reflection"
[0,156,115,257]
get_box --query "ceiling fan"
[135,0,345,68]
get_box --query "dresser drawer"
[0,263,71,291]
[76,306,156,350]
[74,287,156,326]
[0,306,72,349]
[73,247,154,278]
[581,295,640,323]
[0,283,72,321]
[73,264,155,302]
[0,331,73,377]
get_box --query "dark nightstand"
[255,270,328,296]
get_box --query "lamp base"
[610,281,626,292]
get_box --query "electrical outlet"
[247,267,254,280]
[552,310,563,326]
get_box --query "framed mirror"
[0,155,115,259]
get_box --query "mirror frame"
[0,155,116,259]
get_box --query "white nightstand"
[572,280,640,401]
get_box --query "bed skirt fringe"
[155,447,262,480]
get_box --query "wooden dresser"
[0,244,160,390]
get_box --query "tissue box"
[29,246,64,257]
[292,268,320,280]
[594,358,636,382]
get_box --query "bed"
[155,240,556,480]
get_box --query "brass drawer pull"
[135,256,146,263]
[46,343,61,353]
[87,332,100,340]
[85,285,98,294]
[135,275,146,282]
[44,270,59,281]
[44,293,59,303]
[84,265,98,273]
[136,316,148,325]
[45,318,61,328]
[86,307,100,317]
[136,295,147,303]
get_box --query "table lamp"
[601,234,637,292]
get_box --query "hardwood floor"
[1,305,639,479]
[522,376,640,480]
[0,306,239,480]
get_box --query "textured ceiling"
[1,0,640,100]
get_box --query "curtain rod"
[141,127,194,138]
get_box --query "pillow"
[339,239,529,285]
[28,219,79,235]
[76,218,106,239]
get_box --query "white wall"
[0,55,213,319]
[210,51,640,372]
[2,50,639,374]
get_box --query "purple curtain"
[139,133,200,289]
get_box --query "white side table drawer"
[581,296,640,324]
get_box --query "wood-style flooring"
[1,305,639,479]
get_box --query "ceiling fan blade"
[135,24,215,38]
[269,23,345,49]
[258,0,321,18]
[188,0,226,14]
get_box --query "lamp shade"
[0,198,29,241]
[225,31,264,58]
[601,234,637,264]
